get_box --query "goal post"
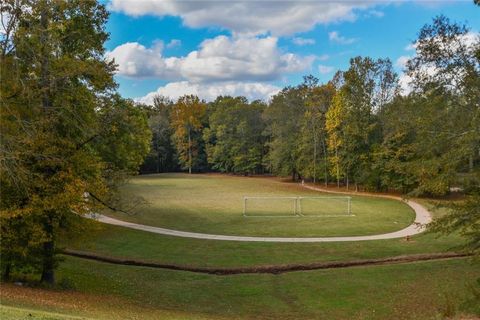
[297,196,353,217]
[243,196,354,217]
[243,197,298,217]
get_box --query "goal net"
[243,197,298,217]
[243,196,353,217]
[297,196,352,217]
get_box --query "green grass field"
[105,173,415,237]
[2,257,479,320]
[3,174,479,319]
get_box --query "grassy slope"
[2,257,479,320]
[106,173,415,237]
[6,174,478,319]
[64,189,463,268]
[64,222,464,268]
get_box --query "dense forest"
[141,16,480,198]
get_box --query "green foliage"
[263,85,306,179]
[204,96,266,174]
[140,96,178,173]
[0,0,151,283]
[430,175,480,254]
[325,58,397,189]
[170,95,208,173]
[296,81,335,183]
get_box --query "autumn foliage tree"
[170,95,207,174]
[0,0,150,283]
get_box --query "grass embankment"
[105,173,415,237]
[63,189,462,268]
[2,257,479,320]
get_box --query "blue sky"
[103,1,479,103]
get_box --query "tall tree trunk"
[346,172,349,190]
[313,130,317,184]
[335,146,340,188]
[469,154,474,172]
[188,128,192,174]
[156,139,160,173]
[39,5,55,285]
[2,262,11,281]
[322,139,328,187]
[40,214,55,285]
[41,240,55,284]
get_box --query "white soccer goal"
[297,196,353,217]
[243,197,298,217]
[243,196,354,217]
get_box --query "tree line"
[140,14,479,255]
[141,16,479,197]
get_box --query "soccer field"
[105,173,415,237]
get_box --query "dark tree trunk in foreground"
[41,213,55,284]
[41,239,55,284]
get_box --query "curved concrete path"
[92,184,432,243]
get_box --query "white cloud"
[107,35,315,82]
[404,43,416,51]
[395,55,410,69]
[166,39,181,49]
[105,41,181,79]
[398,73,413,95]
[292,37,315,46]
[317,54,330,61]
[318,65,334,74]
[136,81,281,104]
[366,10,384,18]
[328,31,357,45]
[109,1,374,36]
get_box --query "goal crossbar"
[243,196,354,217]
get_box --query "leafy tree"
[375,96,419,193]
[0,0,150,283]
[140,96,178,173]
[297,82,335,184]
[263,85,305,180]
[394,16,480,196]
[325,90,347,187]
[204,96,265,174]
[326,57,397,190]
[170,95,207,174]
[404,16,480,258]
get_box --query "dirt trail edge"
[62,250,469,275]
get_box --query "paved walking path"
[92,184,432,243]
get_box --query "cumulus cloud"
[395,55,410,69]
[136,81,281,104]
[328,31,357,45]
[107,35,315,82]
[166,39,181,49]
[318,65,335,74]
[105,41,181,79]
[292,37,315,46]
[109,1,374,36]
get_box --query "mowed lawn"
[2,257,479,320]
[106,173,415,237]
[5,186,479,320]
